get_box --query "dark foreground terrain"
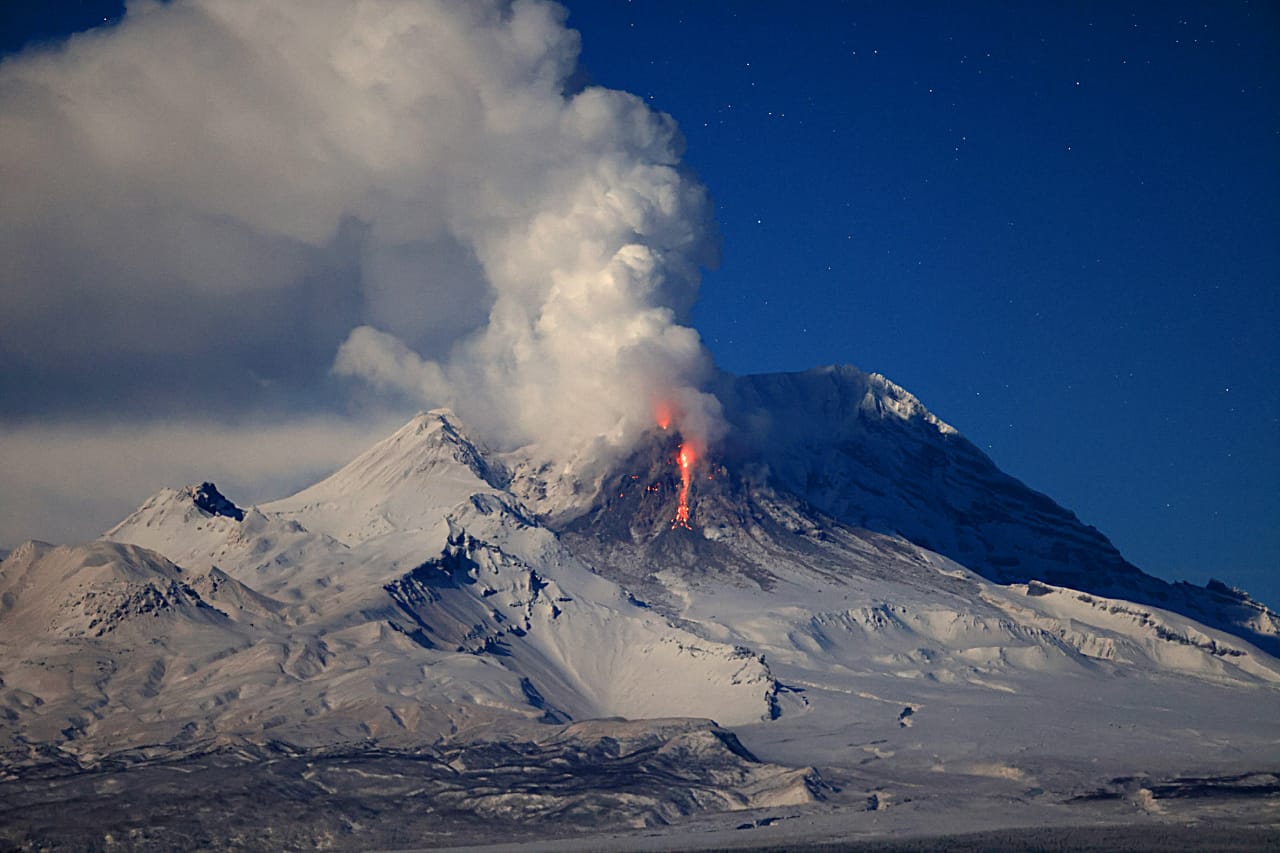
[0,721,821,851]
[1,737,1276,852]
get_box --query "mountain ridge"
[713,366,1280,655]
[3,363,1278,847]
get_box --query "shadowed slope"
[712,366,1280,657]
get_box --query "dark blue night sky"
[569,2,1280,607]
[3,1,1277,606]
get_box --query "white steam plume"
[1,0,722,461]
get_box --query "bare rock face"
[188,482,244,521]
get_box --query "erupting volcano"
[7,375,1280,851]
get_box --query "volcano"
[2,365,1278,850]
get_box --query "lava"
[673,440,695,530]
[655,400,697,529]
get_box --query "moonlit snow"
[2,366,1277,849]
[1,1,1276,849]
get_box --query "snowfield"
[2,366,1277,849]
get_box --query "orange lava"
[673,441,695,530]
[655,401,697,528]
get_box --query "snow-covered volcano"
[2,365,1278,849]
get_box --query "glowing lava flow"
[655,401,696,529]
[673,441,695,530]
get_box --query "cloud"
[0,0,724,544]
[0,0,719,449]
[0,416,404,547]
[333,325,450,402]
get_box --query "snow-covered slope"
[712,366,1146,590]
[0,539,246,641]
[712,365,1280,656]
[95,410,781,741]
[0,539,266,750]
[263,411,508,545]
[5,369,1279,846]
[552,426,1280,692]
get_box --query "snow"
[91,408,782,741]
[263,410,506,545]
[4,367,1279,846]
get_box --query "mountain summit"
[2,364,1278,848]
[714,367,1280,656]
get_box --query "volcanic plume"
[0,0,726,534]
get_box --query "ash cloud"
[0,0,723,541]
[0,417,405,547]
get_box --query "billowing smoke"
[0,0,722,466]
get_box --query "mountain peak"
[291,408,501,494]
[262,409,508,544]
[2,539,54,566]
[186,482,244,521]
[104,481,248,549]
[400,407,465,435]
[860,369,959,435]
[0,539,235,640]
[707,366,1280,655]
